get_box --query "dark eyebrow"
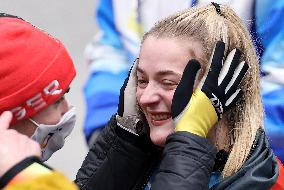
[156,70,181,78]
[137,66,181,77]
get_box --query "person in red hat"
[0,111,78,190]
[0,13,78,189]
[0,13,76,162]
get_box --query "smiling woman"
[136,37,204,146]
[137,3,263,177]
[75,3,284,190]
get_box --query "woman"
[76,3,283,190]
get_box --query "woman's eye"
[137,79,148,88]
[162,80,177,89]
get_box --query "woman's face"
[136,36,203,146]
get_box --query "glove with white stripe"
[173,41,249,137]
[199,41,249,119]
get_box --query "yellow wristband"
[5,172,78,190]
[175,89,218,137]
[7,163,52,186]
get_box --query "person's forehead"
[137,65,181,77]
[138,36,201,75]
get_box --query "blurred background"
[1,0,284,180]
[1,0,97,179]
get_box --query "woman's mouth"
[149,113,172,126]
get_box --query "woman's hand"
[172,41,249,137]
[116,59,144,135]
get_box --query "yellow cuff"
[4,172,78,190]
[7,163,52,186]
[175,89,218,137]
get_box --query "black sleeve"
[75,116,158,190]
[151,132,217,190]
[212,130,280,190]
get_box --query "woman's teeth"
[150,114,171,121]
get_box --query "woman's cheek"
[167,90,176,109]
[136,89,142,105]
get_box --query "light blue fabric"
[256,0,284,162]
[256,0,284,48]
[83,0,130,142]
[263,88,284,132]
[96,0,122,49]
[83,71,128,139]
[255,0,284,67]
[256,0,284,67]
[263,87,284,161]
[191,0,198,6]
[261,32,284,69]
[209,171,222,188]
[96,0,138,63]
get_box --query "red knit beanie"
[0,14,76,124]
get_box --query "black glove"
[172,41,249,137]
[200,41,249,119]
[171,60,201,119]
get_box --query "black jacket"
[75,115,216,190]
[75,116,282,190]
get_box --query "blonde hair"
[142,4,263,177]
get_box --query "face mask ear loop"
[29,118,40,127]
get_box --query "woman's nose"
[138,84,160,106]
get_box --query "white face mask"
[30,107,76,161]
